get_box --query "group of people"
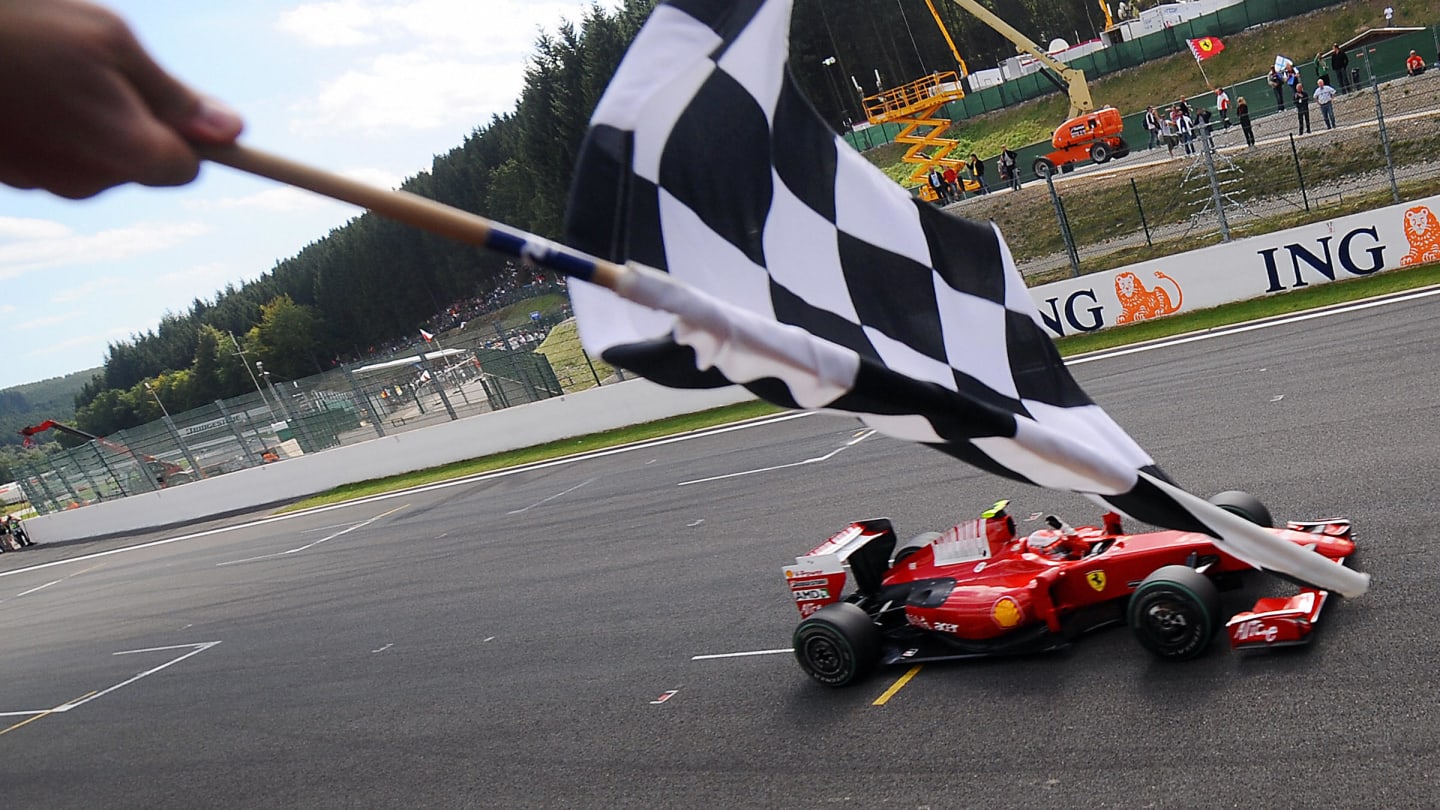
[0,515,34,553]
[1266,60,1339,135]
[927,146,1022,205]
[1144,99,1228,156]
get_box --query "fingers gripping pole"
[195,143,626,290]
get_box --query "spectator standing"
[1329,44,1350,93]
[967,152,989,194]
[1196,108,1214,147]
[1213,87,1231,128]
[1237,96,1255,147]
[941,164,959,201]
[998,145,1020,191]
[1407,50,1426,76]
[1176,107,1195,155]
[1268,66,1286,110]
[1159,112,1178,156]
[1313,77,1337,129]
[927,166,946,204]
[1294,80,1311,135]
[1143,105,1161,148]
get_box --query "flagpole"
[196,143,628,292]
[1191,51,1210,87]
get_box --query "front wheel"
[1090,142,1111,163]
[1032,157,1055,179]
[1128,565,1220,661]
[1208,490,1273,527]
[793,603,881,687]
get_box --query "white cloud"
[293,55,529,135]
[190,186,336,214]
[156,262,234,287]
[32,326,140,357]
[16,311,81,332]
[278,0,379,47]
[0,216,72,241]
[189,164,400,215]
[0,222,210,278]
[280,0,606,137]
[343,167,405,190]
[50,277,123,305]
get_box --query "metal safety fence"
[941,33,1440,282]
[15,296,623,516]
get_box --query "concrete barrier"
[25,379,755,543]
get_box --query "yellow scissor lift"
[861,71,975,202]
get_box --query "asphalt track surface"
[4,291,1440,809]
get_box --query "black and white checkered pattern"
[563,0,1366,596]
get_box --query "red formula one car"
[782,493,1355,686]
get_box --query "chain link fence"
[942,30,1440,282]
[15,292,625,516]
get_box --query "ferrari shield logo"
[1086,570,1107,592]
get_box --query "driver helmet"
[1025,528,1067,558]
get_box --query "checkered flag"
[564,0,1366,596]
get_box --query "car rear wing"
[782,518,896,618]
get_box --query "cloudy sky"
[0,0,618,390]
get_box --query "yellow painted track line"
[872,664,922,705]
[0,690,96,736]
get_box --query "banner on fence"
[1030,193,1440,337]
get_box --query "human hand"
[0,0,243,199]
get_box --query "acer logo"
[1232,619,1279,643]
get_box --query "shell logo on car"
[991,596,1023,628]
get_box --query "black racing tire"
[1090,142,1111,163]
[1032,157,1055,179]
[793,603,882,687]
[1208,490,1273,528]
[1128,565,1220,661]
[891,531,942,567]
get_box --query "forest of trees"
[50,0,1116,443]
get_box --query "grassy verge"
[283,259,1440,512]
[534,319,614,392]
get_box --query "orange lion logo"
[1400,206,1440,267]
[1114,271,1183,325]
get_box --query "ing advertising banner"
[1029,195,1440,339]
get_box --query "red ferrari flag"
[1187,36,1225,61]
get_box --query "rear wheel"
[1090,142,1111,163]
[1128,565,1220,661]
[1208,490,1273,527]
[1032,157,1055,179]
[891,531,941,567]
[793,603,881,687]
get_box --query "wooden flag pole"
[195,143,627,291]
